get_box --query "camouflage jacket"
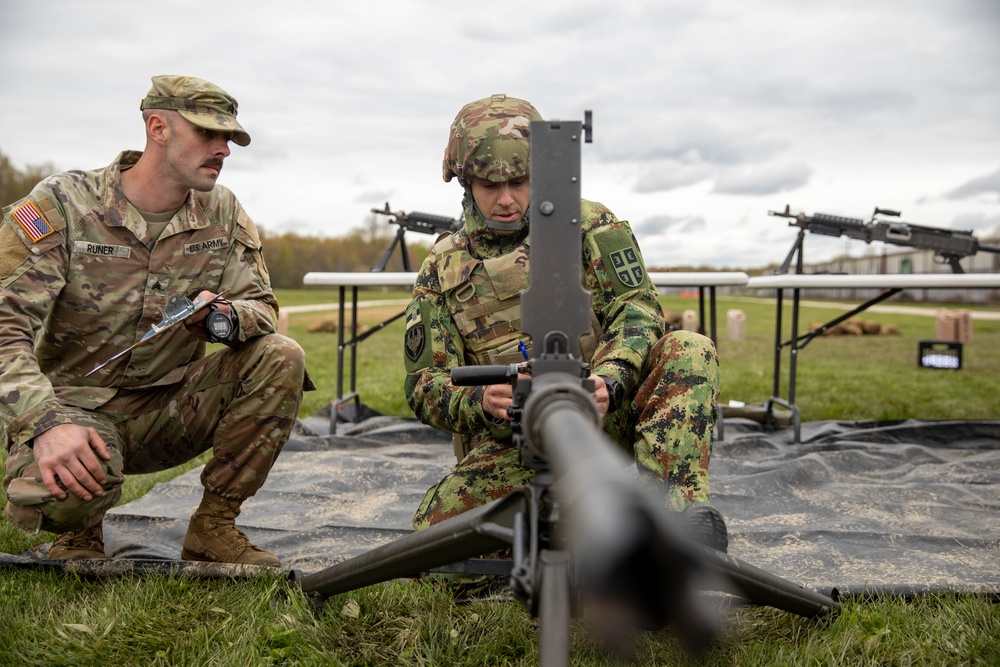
[403,195,664,440]
[0,151,277,449]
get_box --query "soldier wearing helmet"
[440,94,540,235]
[403,95,725,577]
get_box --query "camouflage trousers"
[413,329,720,530]
[3,334,306,534]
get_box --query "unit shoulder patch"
[609,247,645,288]
[594,227,647,295]
[404,301,434,372]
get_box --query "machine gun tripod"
[369,202,461,272]
[293,116,838,666]
[293,355,839,663]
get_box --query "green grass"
[287,288,1000,422]
[699,294,1000,421]
[2,288,998,665]
[0,572,996,666]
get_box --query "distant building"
[798,244,1000,303]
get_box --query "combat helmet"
[443,94,542,184]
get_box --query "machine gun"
[770,204,1000,274]
[369,202,462,272]
[294,116,838,665]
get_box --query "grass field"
[284,287,1000,423]
[2,287,998,666]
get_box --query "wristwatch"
[205,304,238,344]
[600,376,626,413]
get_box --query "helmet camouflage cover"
[442,94,542,183]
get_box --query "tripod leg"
[399,235,411,272]
[372,228,406,272]
[538,549,571,667]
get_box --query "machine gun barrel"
[522,369,836,643]
[528,375,715,642]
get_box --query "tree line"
[260,219,431,288]
[0,151,55,207]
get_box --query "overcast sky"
[2,0,998,270]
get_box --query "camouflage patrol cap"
[443,94,542,183]
[140,75,251,146]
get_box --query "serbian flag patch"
[11,201,54,242]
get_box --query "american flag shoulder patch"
[11,201,55,243]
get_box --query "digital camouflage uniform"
[0,150,307,535]
[404,96,720,534]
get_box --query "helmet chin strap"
[484,213,529,235]
[464,183,530,235]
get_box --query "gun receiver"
[770,204,1000,273]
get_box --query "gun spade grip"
[451,365,512,386]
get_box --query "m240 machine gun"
[370,202,462,272]
[770,204,1000,274]
[294,116,838,666]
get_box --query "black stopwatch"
[205,305,236,344]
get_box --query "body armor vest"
[433,233,603,367]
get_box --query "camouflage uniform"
[404,97,720,532]
[1,126,306,533]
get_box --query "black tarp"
[7,416,999,594]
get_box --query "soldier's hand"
[481,373,531,422]
[32,424,111,502]
[589,373,611,418]
[184,290,232,341]
[482,382,514,421]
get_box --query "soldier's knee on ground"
[2,444,124,534]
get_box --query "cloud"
[950,212,1000,234]
[634,162,714,193]
[712,162,812,196]
[604,117,787,167]
[944,167,1000,199]
[356,190,397,206]
[2,0,998,270]
[633,215,707,238]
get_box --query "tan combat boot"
[181,491,280,567]
[49,523,105,560]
